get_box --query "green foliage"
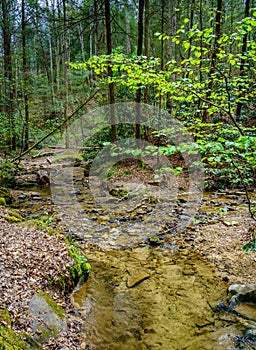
[67,245,91,285]
[243,239,256,253]
[29,214,53,231]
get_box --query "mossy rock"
[0,324,42,349]
[2,214,22,223]
[0,209,23,223]
[0,188,12,204]
[28,290,67,344]
[0,309,11,326]
[52,154,83,167]
[0,198,6,207]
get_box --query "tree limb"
[12,90,99,163]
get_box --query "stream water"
[13,166,256,350]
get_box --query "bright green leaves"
[154,32,170,41]
[243,239,256,253]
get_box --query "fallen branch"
[12,90,99,163]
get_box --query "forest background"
[0,0,256,222]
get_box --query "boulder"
[37,170,50,185]
[228,284,256,306]
[28,290,67,343]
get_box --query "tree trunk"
[236,0,250,119]
[105,0,116,142]
[143,0,150,139]
[202,0,222,122]
[136,0,145,140]
[62,0,70,148]
[1,0,16,150]
[22,0,29,151]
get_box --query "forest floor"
[0,206,85,349]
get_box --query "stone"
[37,170,50,185]
[148,234,162,246]
[0,322,42,349]
[28,290,67,343]
[127,271,150,288]
[228,284,256,306]
[245,329,256,341]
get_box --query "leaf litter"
[0,207,85,349]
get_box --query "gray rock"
[245,329,256,340]
[28,290,67,343]
[37,170,50,185]
[228,284,256,306]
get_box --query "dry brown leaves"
[0,207,84,349]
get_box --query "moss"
[37,290,65,320]
[0,310,11,326]
[68,245,91,284]
[0,188,12,204]
[55,245,90,293]
[52,154,83,165]
[9,211,23,221]
[0,198,6,207]
[2,215,22,223]
[0,324,41,349]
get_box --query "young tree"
[1,0,16,150]
[21,0,30,151]
[236,0,251,119]
[135,0,145,140]
[105,0,116,142]
[202,0,223,122]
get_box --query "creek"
[12,164,256,350]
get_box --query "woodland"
[0,1,256,348]
[1,0,256,220]
[0,0,256,231]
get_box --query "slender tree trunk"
[144,0,150,139]
[187,0,195,61]
[136,0,145,140]
[105,0,116,142]
[166,0,176,113]
[95,0,101,55]
[159,0,165,109]
[144,0,150,98]
[1,0,16,150]
[22,0,30,151]
[236,0,250,119]
[62,0,70,148]
[196,0,203,118]
[125,5,131,53]
[202,0,222,122]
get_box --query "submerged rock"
[126,270,150,288]
[28,290,67,343]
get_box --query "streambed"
[11,163,256,349]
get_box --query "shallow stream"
[12,166,256,350]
